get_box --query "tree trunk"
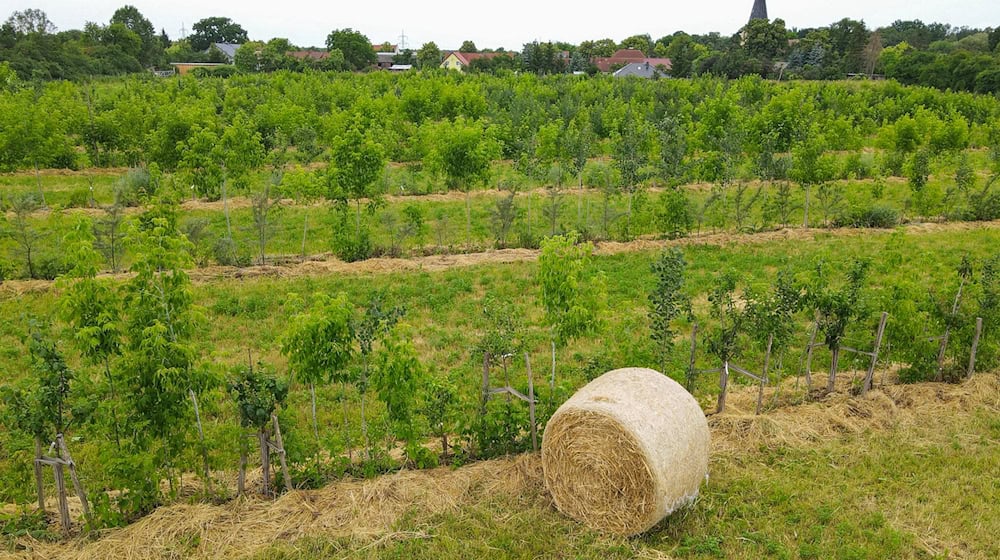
[626,189,634,239]
[222,176,233,244]
[827,346,840,393]
[716,361,730,414]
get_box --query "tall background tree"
[188,16,248,51]
[110,5,163,67]
[326,28,376,71]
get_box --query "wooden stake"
[525,353,538,452]
[967,317,983,380]
[34,437,45,513]
[272,414,293,494]
[686,323,699,392]
[53,461,71,535]
[57,435,91,526]
[716,361,730,414]
[862,312,888,396]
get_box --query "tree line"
[3,6,999,92]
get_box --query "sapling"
[648,248,691,374]
[281,292,355,457]
[354,293,404,460]
[538,233,607,389]
[806,259,871,392]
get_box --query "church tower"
[749,0,768,22]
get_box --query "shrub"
[67,188,92,208]
[113,168,152,207]
[834,206,901,229]
[655,188,693,239]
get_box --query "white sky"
[10,1,999,51]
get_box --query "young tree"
[612,109,653,239]
[538,233,607,387]
[648,248,691,373]
[425,119,495,244]
[328,125,386,251]
[251,172,282,265]
[4,193,43,279]
[354,293,404,459]
[656,115,688,186]
[228,362,289,495]
[122,200,212,489]
[422,375,458,458]
[279,166,324,257]
[281,292,355,453]
[59,218,124,449]
[93,204,125,273]
[745,269,803,376]
[791,128,832,228]
[490,190,521,248]
[372,326,428,464]
[807,259,871,392]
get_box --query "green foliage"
[325,28,376,71]
[834,206,900,228]
[648,248,690,370]
[281,292,355,387]
[706,271,744,363]
[478,295,526,359]
[807,259,871,351]
[121,201,207,454]
[189,16,248,52]
[538,232,607,346]
[228,363,289,430]
[372,326,426,453]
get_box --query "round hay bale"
[541,367,709,536]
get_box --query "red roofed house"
[593,49,671,74]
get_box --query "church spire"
[749,0,768,22]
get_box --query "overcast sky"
[15,1,999,51]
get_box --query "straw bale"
[541,367,709,536]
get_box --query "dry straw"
[541,367,710,536]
